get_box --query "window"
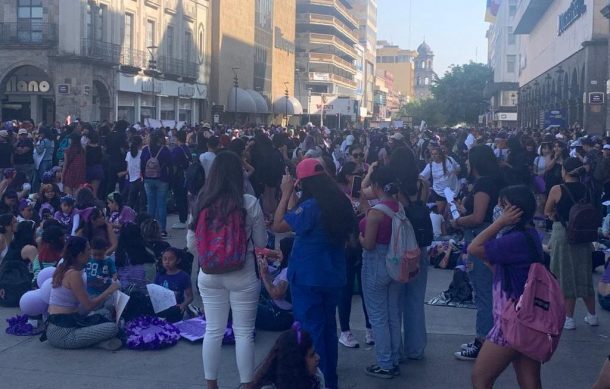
[95,4,107,41]
[184,31,192,64]
[198,27,205,62]
[507,27,516,45]
[166,26,174,58]
[124,13,133,52]
[506,55,516,73]
[146,20,155,49]
[421,61,426,69]
[424,77,430,85]
[18,0,43,43]
[509,4,517,17]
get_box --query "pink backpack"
[500,262,566,363]
[195,206,247,274]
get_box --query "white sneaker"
[171,222,186,229]
[365,328,375,345]
[339,331,360,348]
[564,317,575,330]
[585,313,599,326]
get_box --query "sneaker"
[364,364,394,379]
[564,317,576,330]
[454,339,481,361]
[171,222,186,230]
[461,341,475,351]
[96,337,123,351]
[187,304,202,318]
[585,314,599,326]
[391,365,401,377]
[365,328,375,345]
[339,331,360,348]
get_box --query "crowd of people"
[0,117,610,388]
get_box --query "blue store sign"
[559,0,587,35]
[544,110,566,128]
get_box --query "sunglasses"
[352,153,364,158]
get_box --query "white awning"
[227,87,257,113]
[272,96,303,115]
[245,89,270,114]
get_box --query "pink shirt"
[359,199,399,245]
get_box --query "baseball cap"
[570,140,582,148]
[345,134,355,146]
[18,129,28,135]
[295,158,326,187]
[202,123,211,129]
[390,132,404,141]
[603,144,610,150]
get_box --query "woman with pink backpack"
[467,185,550,388]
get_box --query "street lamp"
[284,82,289,125]
[232,67,239,122]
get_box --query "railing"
[307,72,356,88]
[297,32,357,59]
[120,48,148,69]
[299,52,356,73]
[297,0,358,29]
[296,13,358,44]
[81,38,121,63]
[157,56,198,79]
[0,22,58,47]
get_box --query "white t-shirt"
[199,151,216,178]
[271,267,291,310]
[430,213,444,238]
[125,150,142,183]
[533,156,546,176]
[465,133,476,149]
[420,158,459,196]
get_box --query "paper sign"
[146,284,177,313]
[444,187,461,220]
[174,317,207,342]
[114,291,130,325]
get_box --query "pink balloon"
[39,278,52,304]
[19,290,48,316]
[36,267,56,288]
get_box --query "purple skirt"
[86,164,104,181]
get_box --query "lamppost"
[320,93,325,129]
[307,88,312,123]
[146,45,159,121]
[284,82,289,126]
[232,67,239,122]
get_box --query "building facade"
[516,0,608,133]
[414,41,436,100]
[486,0,519,128]
[0,0,210,125]
[210,0,297,124]
[376,40,417,103]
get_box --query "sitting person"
[252,323,325,389]
[32,224,65,281]
[106,192,136,235]
[115,222,156,288]
[429,204,447,240]
[54,195,75,232]
[141,218,170,260]
[75,207,117,255]
[3,220,37,265]
[45,236,122,350]
[17,198,35,223]
[154,247,193,323]
[255,237,294,331]
[85,237,117,297]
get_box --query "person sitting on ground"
[430,204,447,240]
[85,237,118,297]
[31,224,65,282]
[154,247,193,323]
[252,323,325,389]
[45,236,122,350]
[106,192,136,235]
[141,218,170,260]
[17,198,35,223]
[54,195,75,232]
[114,223,156,287]
[75,208,117,256]
[3,220,37,265]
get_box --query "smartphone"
[351,176,362,198]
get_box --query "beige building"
[376,40,417,103]
[0,0,210,125]
[210,0,297,124]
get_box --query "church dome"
[417,41,433,55]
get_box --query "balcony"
[296,0,358,30]
[296,32,357,60]
[298,52,356,74]
[296,13,359,45]
[0,22,58,48]
[81,38,121,64]
[119,48,148,71]
[157,56,199,80]
[307,72,356,88]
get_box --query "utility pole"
[232,67,239,123]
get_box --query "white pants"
[198,259,260,383]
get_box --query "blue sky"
[377,0,490,76]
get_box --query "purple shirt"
[108,206,136,234]
[484,228,542,300]
[154,270,191,304]
[140,145,173,182]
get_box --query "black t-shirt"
[13,139,34,165]
[464,176,501,224]
[557,182,587,222]
[106,131,128,167]
[0,142,12,168]
[86,145,103,166]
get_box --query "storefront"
[0,65,55,124]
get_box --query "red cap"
[295,158,325,186]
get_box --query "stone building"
[414,41,436,100]
[0,0,210,125]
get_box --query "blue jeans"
[144,179,169,231]
[291,284,341,389]
[401,249,429,359]
[362,245,402,370]
[465,225,493,338]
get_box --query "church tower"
[414,41,436,100]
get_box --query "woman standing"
[141,130,172,237]
[62,133,86,196]
[123,135,145,213]
[544,157,597,330]
[85,131,104,198]
[451,145,504,361]
[420,145,460,215]
[193,151,267,389]
[544,141,569,197]
[272,158,355,389]
[33,128,55,192]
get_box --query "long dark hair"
[115,222,155,267]
[390,147,418,196]
[0,214,14,234]
[9,221,36,252]
[336,161,358,185]
[299,174,354,244]
[129,135,143,157]
[191,151,245,229]
[75,187,96,210]
[468,145,501,178]
[68,132,83,154]
[52,236,88,287]
[252,326,320,389]
[41,225,66,252]
[80,208,103,241]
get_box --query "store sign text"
[558,0,586,35]
[5,77,51,94]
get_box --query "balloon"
[19,290,48,316]
[36,267,56,288]
[39,278,52,304]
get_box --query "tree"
[431,62,492,126]
[400,99,446,128]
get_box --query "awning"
[227,87,257,113]
[245,89,270,114]
[272,96,303,115]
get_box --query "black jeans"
[127,179,146,214]
[338,246,371,332]
[172,171,188,223]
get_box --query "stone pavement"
[0,215,608,388]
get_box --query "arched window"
[424,77,429,85]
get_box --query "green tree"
[400,99,446,128]
[431,62,492,126]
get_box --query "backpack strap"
[372,203,395,219]
[154,146,164,158]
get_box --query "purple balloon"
[19,290,48,316]
[39,278,52,304]
[36,267,56,288]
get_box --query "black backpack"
[0,259,33,307]
[404,181,434,248]
[560,184,602,244]
[185,160,206,196]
